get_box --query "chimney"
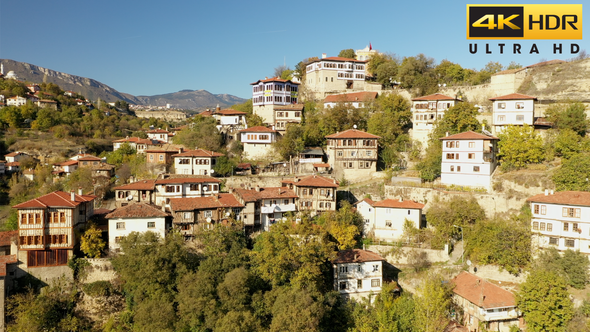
[162,204,166,212]
[295,178,299,183]
[229,188,233,194]
[255,185,260,192]
[446,132,449,137]
[178,148,183,153]
[322,53,327,59]
[482,124,485,132]
[78,187,83,195]
[545,189,549,196]
[400,197,403,202]
[354,253,359,260]
[551,190,554,195]
[70,191,75,201]
[216,104,220,111]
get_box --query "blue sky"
[0,0,587,100]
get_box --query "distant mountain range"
[0,59,247,110]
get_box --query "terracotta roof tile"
[452,272,516,309]
[288,175,339,188]
[112,137,155,144]
[239,126,277,133]
[440,131,498,140]
[372,198,425,209]
[113,179,156,191]
[333,249,384,263]
[324,92,378,103]
[273,104,305,111]
[234,187,298,202]
[5,152,24,157]
[250,77,300,85]
[106,203,169,219]
[13,191,96,209]
[325,129,380,139]
[53,160,78,167]
[172,149,224,158]
[0,255,17,277]
[215,109,247,116]
[147,129,170,134]
[527,191,590,206]
[170,193,244,211]
[78,155,102,161]
[489,93,537,101]
[313,163,330,168]
[5,162,19,167]
[412,93,457,101]
[0,230,18,246]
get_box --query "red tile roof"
[53,160,78,167]
[325,129,380,139]
[172,149,224,158]
[78,155,102,161]
[5,152,24,157]
[199,110,214,117]
[324,92,378,103]
[155,177,220,184]
[113,179,157,191]
[371,198,425,209]
[333,249,384,264]
[250,77,300,85]
[215,109,247,116]
[170,193,244,211]
[239,126,277,133]
[412,93,457,101]
[452,272,516,309]
[0,255,17,277]
[5,162,19,167]
[355,198,375,206]
[289,175,339,188]
[440,131,498,140]
[313,163,331,168]
[145,144,185,153]
[489,93,537,101]
[112,137,154,144]
[13,191,96,209]
[309,56,367,64]
[527,191,590,207]
[526,59,565,68]
[106,203,168,219]
[234,187,298,202]
[0,230,18,247]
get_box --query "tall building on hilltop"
[251,77,300,125]
[411,93,461,147]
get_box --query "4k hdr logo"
[467,4,583,39]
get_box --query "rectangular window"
[357,279,362,289]
[533,222,539,230]
[541,205,546,215]
[565,239,575,247]
[516,115,524,121]
[184,212,191,219]
[540,222,546,231]
[371,279,381,287]
[515,102,524,109]
[457,166,461,172]
[468,153,475,159]
[547,223,553,232]
[204,210,213,218]
[564,222,569,231]
[339,281,347,290]
[147,222,155,228]
[549,237,558,245]
[469,142,475,148]
[497,115,505,122]
[450,166,454,172]
[534,205,539,214]
[573,223,579,232]
[116,222,125,230]
[498,102,506,109]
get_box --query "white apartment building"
[6,96,28,107]
[147,128,173,143]
[333,249,385,301]
[305,56,377,99]
[251,77,300,125]
[489,93,537,135]
[154,177,221,209]
[106,203,169,252]
[172,149,223,175]
[440,131,499,190]
[528,191,590,255]
[239,126,278,159]
[356,198,424,242]
[411,93,460,147]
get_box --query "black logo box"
[469,6,524,38]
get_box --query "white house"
[411,93,461,147]
[147,128,173,143]
[52,160,79,178]
[6,96,27,107]
[333,249,385,301]
[112,137,162,153]
[251,77,300,125]
[305,56,375,99]
[233,186,298,232]
[106,203,169,252]
[323,91,378,109]
[452,272,523,332]
[356,198,425,242]
[440,131,499,190]
[489,93,537,135]
[239,126,278,159]
[273,104,303,134]
[154,177,221,209]
[172,149,223,175]
[528,190,590,255]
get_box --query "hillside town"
[0,47,589,332]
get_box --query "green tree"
[498,124,544,170]
[545,102,588,136]
[553,129,586,159]
[338,49,356,59]
[367,94,412,147]
[273,124,305,160]
[80,223,105,258]
[213,155,237,177]
[536,248,590,289]
[398,54,437,96]
[173,116,223,151]
[426,196,486,249]
[415,273,453,332]
[517,268,574,332]
[315,201,363,250]
[552,153,590,191]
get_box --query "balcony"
[480,308,519,321]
